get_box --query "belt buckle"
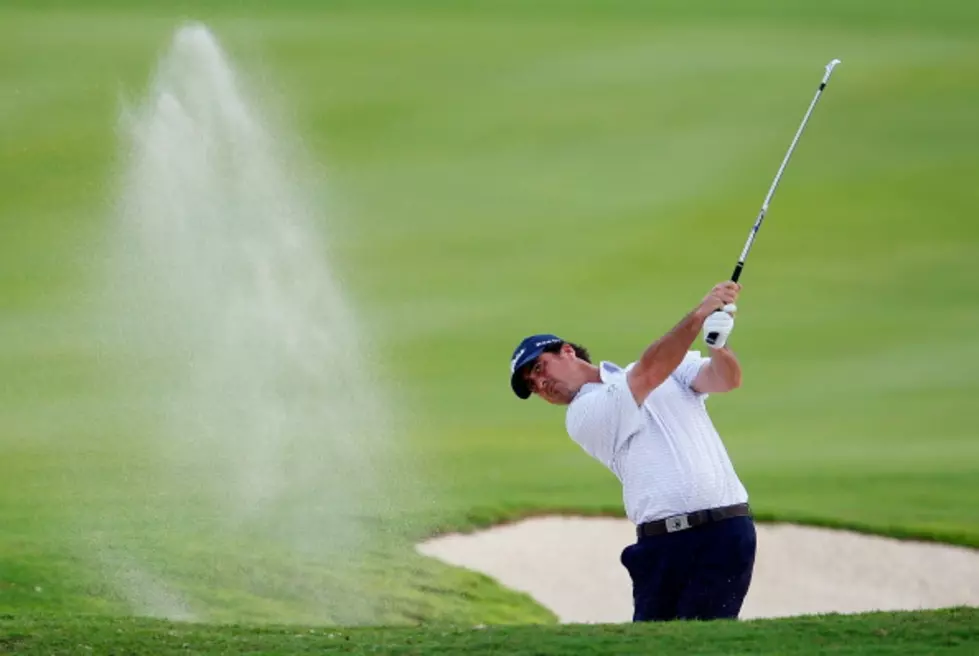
[665,514,691,533]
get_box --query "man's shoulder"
[581,354,705,406]
[564,360,645,459]
[566,360,635,419]
[567,361,632,405]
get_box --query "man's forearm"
[698,345,742,392]
[626,308,708,403]
[636,309,706,378]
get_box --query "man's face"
[523,345,578,405]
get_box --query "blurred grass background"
[1,0,977,626]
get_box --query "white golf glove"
[703,304,737,349]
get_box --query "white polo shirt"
[565,351,748,525]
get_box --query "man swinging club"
[508,281,755,622]
[507,59,843,621]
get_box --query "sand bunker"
[416,516,979,623]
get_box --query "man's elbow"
[729,370,742,390]
[721,369,742,392]
[710,371,741,393]
[691,357,742,394]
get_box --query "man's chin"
[544,394,572,406]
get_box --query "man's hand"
[693,282,743,391]
[703,303,737,349]
[695,281,741,320]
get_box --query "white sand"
[416,516,979,623]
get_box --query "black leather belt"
[636,503,752,538]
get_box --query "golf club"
[705,58,842,346]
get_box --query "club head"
[823,58,842,82]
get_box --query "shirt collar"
[599,360,625,382]
[572,360,625,402]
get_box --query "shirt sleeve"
[565,382,643,468]
[671,350,711,396]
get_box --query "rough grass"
[3,608,978,655]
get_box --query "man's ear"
[561,343,576,359]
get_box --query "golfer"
[508,280,755,622]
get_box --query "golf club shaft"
[705,58,841,345]
[730,58,841,282]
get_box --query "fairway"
[2,0,978,634]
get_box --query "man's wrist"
[692,305,716,323]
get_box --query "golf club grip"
[705,262,744,345]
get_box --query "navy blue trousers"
[620,516,757,622]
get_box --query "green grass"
[1,0,978,633]
[3,608,979,655]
